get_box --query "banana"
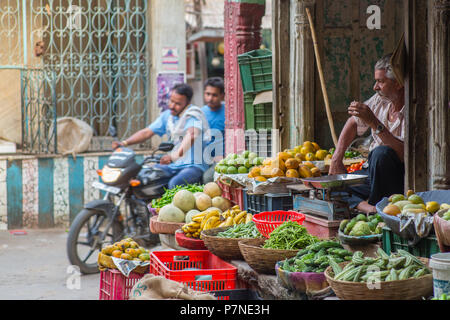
[192,216,205,223]
[233,211,247,224]
[224,216,234,227]
[200,210,220,229]
[245,213,253,224]
[203,216,220,230]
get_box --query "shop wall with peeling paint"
[313,0,404,149]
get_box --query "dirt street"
[0,229,100,300]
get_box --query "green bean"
[263,221,318,250]
[216,222,263,238]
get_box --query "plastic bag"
[376,190,450,246]
[52,117,93,156]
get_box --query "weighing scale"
[288,174,368,221]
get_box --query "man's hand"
[160,154,173,165]
[348,101,378,128]
[112,141,121,150]
[329,155,347,175]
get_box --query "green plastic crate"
[238,49,272,94]
[244,93,272,130]
[382,227,440,258]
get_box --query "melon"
[212,196,231,212]
[185,209,201,223]
[157,204,185,223]
[203,182,222,199]
[172,189,196,212]
[195,193,212,211]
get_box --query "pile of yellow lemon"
[100,238,150,262]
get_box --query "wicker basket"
[324,259,433,300]
[238,238,299,275]
[201,227,261,261]
[149,216,185,235]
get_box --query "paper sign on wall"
[157,72,185,111]
[162,47,180,71]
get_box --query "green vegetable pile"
[216,221,263,239]
[262,221,318,250]
[328,148,361,159]
[432,293,450,300]
[150,183,204,209]
[281,240,353,273]
[329,248,431,282]
[340,213,383,236]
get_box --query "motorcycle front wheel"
[66,208,124,274]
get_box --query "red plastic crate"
[252,210,306,238]
[149,250,237,291]
[216,180,244,209]
[99,269,145,300]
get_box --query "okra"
[397,249,425,267]
[398,265,415,280]
[413,267,428,278]
[328,257,343,275]
[335,265,356,280]
[377,247,390,260]
[387,256,407,269]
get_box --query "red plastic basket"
[149,250,237,291]
[99,269,146,300]
[216,180,245,209]
[252,210,306,238]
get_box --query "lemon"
[426,201,440,214]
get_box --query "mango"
[389,194,405,203]
[402,208,427,214]
[383,204,401,216]
[408,194,425,205]
[393,200,413,211]
[426,201,440,214]
[402,204,426,212]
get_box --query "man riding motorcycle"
[113,83,212,188]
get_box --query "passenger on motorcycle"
[112,83,211,189]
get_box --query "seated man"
[201,77,226,183]
[113,83,210,189]
[329,54,405,214]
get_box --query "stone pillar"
[429,0,450,189]
[224,0,265,154]
[289,0,316,147]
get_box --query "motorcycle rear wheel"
[66,209,124,274]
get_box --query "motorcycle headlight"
[101,166,122,183]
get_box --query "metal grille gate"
[0,0,149,153]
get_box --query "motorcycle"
[66,130,174,274]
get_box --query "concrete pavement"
[0,228,100,300]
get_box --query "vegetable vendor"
[329,53,405,214]
[201,77,226,183]
[112,83,211,189]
